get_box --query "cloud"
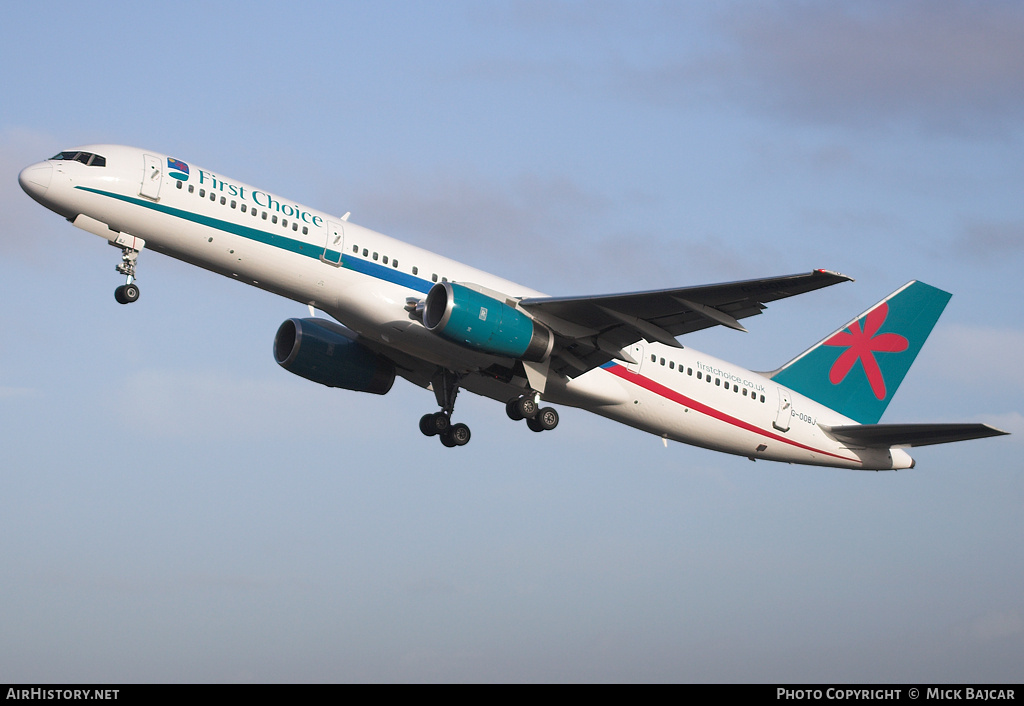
[346,168,619,287]
[718,1,1024,132]
[966,610,1023,642]
[0,387,35,398]
[956,221,1024,261]
[472,2,1024,135]
[926,324,1024,392]
[110,367,357,441]
[353,169,606,248]
[343,166,790,293]
[979,411,1024,440]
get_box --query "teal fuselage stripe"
[75,186,433,295]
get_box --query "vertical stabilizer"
[769,281,951,424]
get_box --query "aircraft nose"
[19,161,53,202]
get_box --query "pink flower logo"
[824,302,908,400]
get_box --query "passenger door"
[321,220,344,266]
[140,154,162,200]
[773,387,792,432]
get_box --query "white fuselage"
[20,145,913,470]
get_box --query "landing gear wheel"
[537,407,559,431]
[515,396,538,419]
[419,414,439,437]
[423,369,470,447]
[428,412,450,435]
[506,399,524,421]
[114,283,140,305]
[526,407,558,432]
[448,423,471,446]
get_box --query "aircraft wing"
[519,269,852,375]
[821,423,1009,448]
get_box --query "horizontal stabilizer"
[821,423,1009,448]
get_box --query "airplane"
[18,145,1008,469]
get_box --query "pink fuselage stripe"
[602,364,860,464]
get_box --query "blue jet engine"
[422,282,553,362]
[274,318,395,395]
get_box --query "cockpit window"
[50,151,106,167]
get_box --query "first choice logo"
[167,158,189,181]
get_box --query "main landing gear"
[419,369,472,447]
[506,395,559,433]
[418,371,560,447]
[113,244,141,305]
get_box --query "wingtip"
[816,268,855,283]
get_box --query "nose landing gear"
[113,243,141,305]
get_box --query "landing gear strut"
[113,245,141,304]
[419,369,471,447]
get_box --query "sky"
[1,0,1022,683]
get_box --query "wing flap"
[821,423,1009,448]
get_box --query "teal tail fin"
[769,281,952,424]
